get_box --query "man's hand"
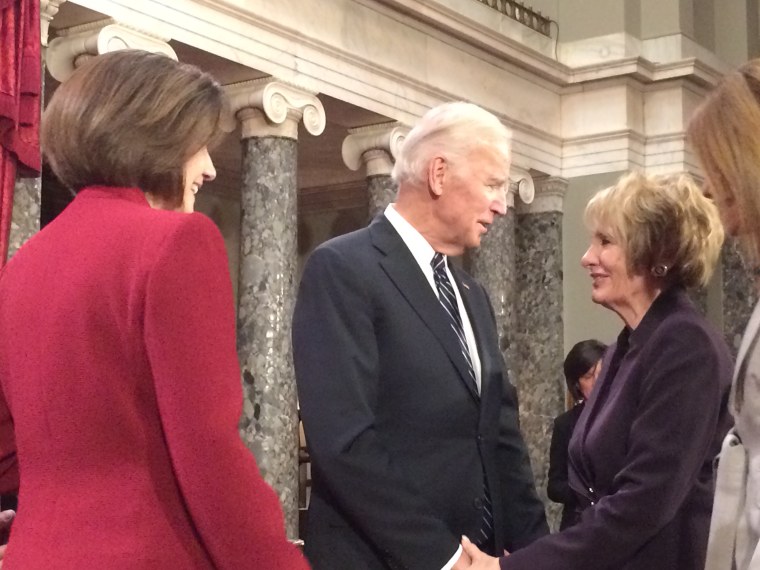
[460,536,502,569]
[451,547,472,570]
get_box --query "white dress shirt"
[384,204,482,390]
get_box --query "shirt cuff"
[441,545,463,570]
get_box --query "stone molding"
[64,0,731,178]
[226,78,326,140]
[46,19,176,82]
[41,0,68,47]
[517,176,567,214]
[342,122,410,177]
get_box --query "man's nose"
[492,187,508,215]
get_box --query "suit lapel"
[735,299,760,386]
[370,217,480,402]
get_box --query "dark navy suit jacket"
[501,287,732,570]
[293,215,548,570]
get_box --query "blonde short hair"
[687,58,760,267]
[585,171,724,288]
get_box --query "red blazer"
[0,186,308,569]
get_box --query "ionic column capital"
[226,78,326,140]
[40,0,67,47]
[46,19,176,82]
[342,122,410,177]
[517,175,567,214]
[507,166,536,210]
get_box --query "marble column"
[721,239,757,356]
[6,1,67,260]
[514,176,567,531]
[468,184,519,374]
[227,79,326,538]
[367,164,397,220]
[342,122,408,220]
[8,178,41,260]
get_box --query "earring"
[651,264,669,278]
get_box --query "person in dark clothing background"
[547,339,606,530]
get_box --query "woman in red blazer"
[0,50,308,570]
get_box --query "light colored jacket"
[706,299,760,570]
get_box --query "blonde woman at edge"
[689,58,760,570]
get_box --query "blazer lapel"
[735,299,760,386]
[370,217,480,402]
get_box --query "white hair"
[392,101,512,187]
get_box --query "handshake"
[452,536,507,570]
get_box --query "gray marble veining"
[367,174,397,221]
[515,210,565,531]
[468,210,517,376]
[7,176,41,260]
[469,205,564,530]
[236,136,299,537]
[722,239,757,356]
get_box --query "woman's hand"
[460,536,503,569]
[0,509,15,568]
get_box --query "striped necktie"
[431,252,477,390]
[430,252,493,548]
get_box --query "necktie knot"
[431,252,446,272]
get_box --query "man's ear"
[427,156,446,197]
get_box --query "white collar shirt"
[383,204,482,390]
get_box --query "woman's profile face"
[581,228,650,314]
[578,359,602,400]
[180,146,217,213]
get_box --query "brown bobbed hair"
[584,171,724,289]
[687,58,760,268]
[41,50,229,207]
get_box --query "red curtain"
[0,0,41,267]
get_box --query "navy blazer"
[501,287,733,570]
[293,215,547,570]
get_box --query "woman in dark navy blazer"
[547,339,606,531]
[0,51,308,569]
[464,171,733,570]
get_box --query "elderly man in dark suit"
[292,101,548,570]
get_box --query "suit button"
[473,497,483,509]
[477,434,483,442]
